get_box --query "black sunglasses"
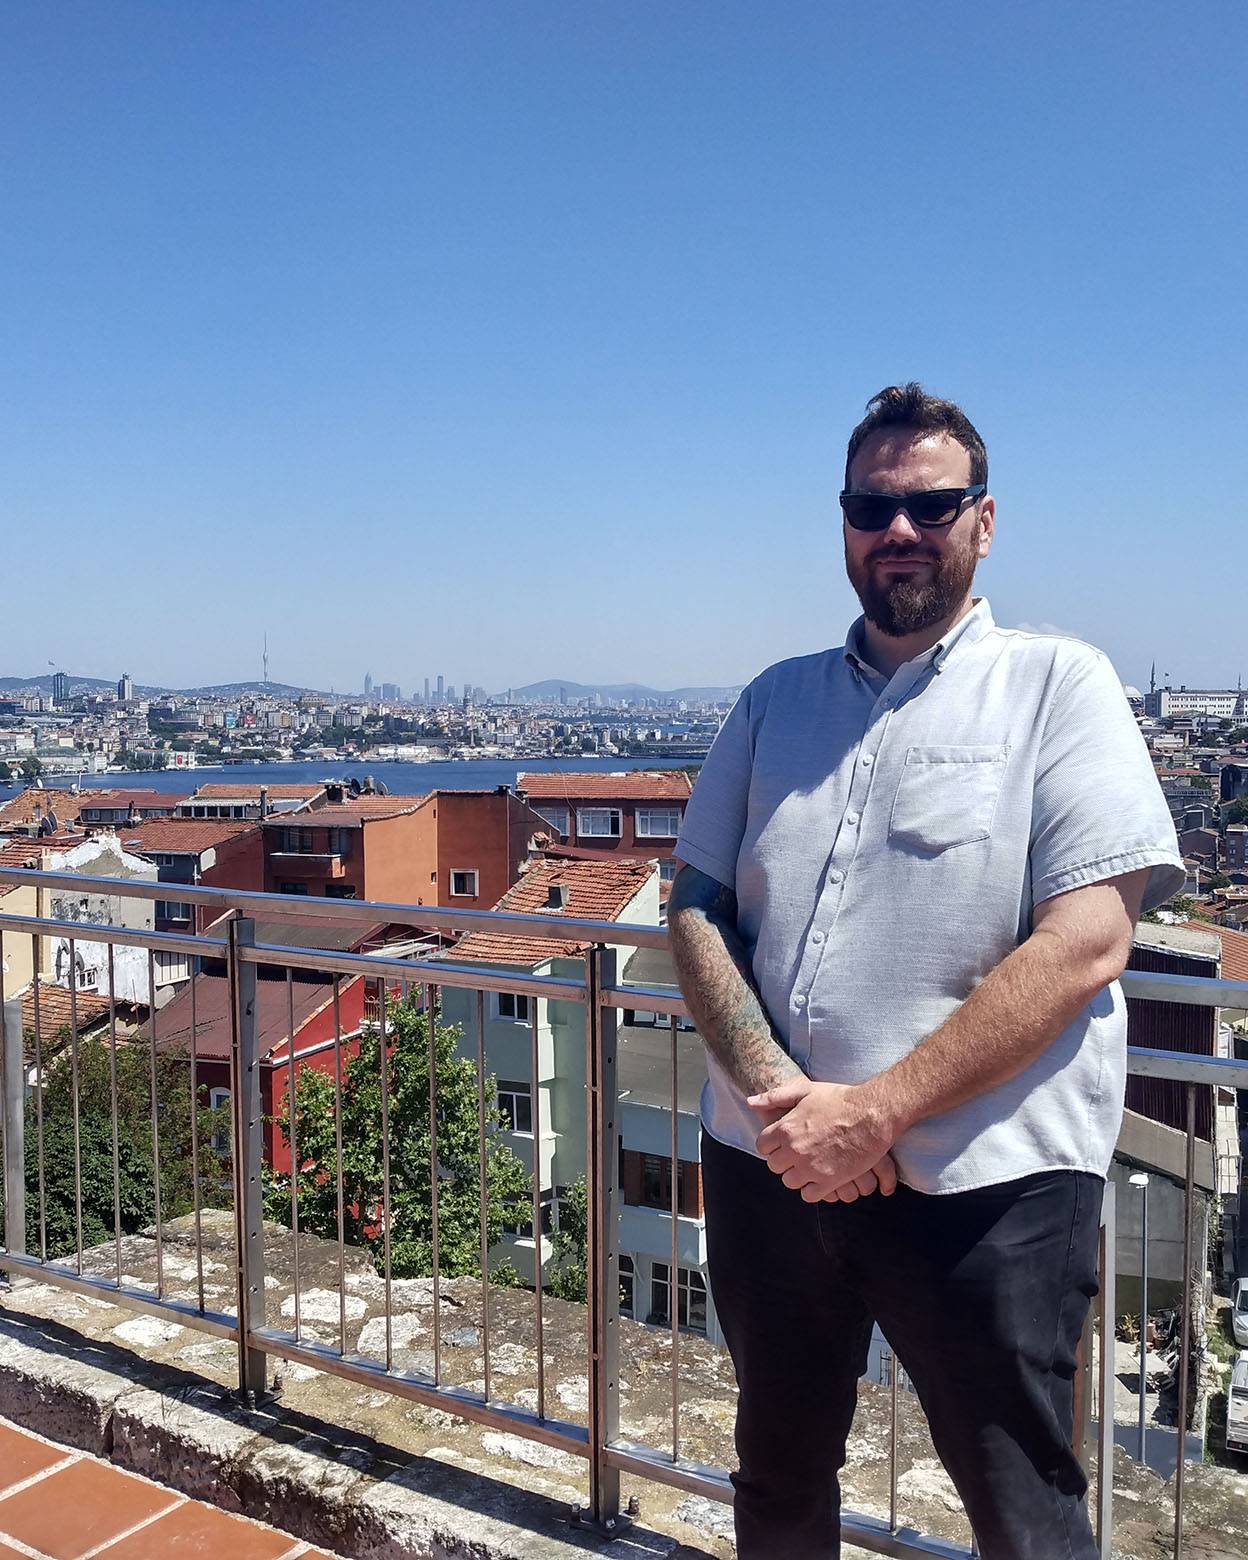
[839,484,986,532]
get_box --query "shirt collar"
[843,597,995,678]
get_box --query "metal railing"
[0,866,1245,1560]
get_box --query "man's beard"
[845,529,979,638]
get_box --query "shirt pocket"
[888,744,1010,854]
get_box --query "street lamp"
[1130,1172,1150,1465]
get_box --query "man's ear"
[977,494,996,559]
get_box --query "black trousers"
[701,1129,1103,1560]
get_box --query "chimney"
[546,883,569,911]
[259,786,270,819]
[127,801,138,825]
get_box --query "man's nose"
[885,507,923,544]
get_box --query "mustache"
[867,546,939,564]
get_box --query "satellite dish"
[375,780,389,796]
[347,776,362,797]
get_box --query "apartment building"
[515,771,693,884]
[76,790,189,827]
[261,785,551,911]
[438,857,725,1343]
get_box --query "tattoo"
[667,864,804,1096]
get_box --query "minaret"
[1149,660,1156,695]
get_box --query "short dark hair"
[845,382,987,488]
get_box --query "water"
[0,752,706,805]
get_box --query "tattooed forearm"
[667,864,804,1096]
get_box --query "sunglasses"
[839,484,986,532]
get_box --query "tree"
[1208,870,1232,889]
[14,1034,231,1261]
[546,1175,588,1301]
[264,995,531,1279]
[1225,798,1248,827]
[18,756,44,780]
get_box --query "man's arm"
[666,863,803,1097]
[751,869,1149,1200]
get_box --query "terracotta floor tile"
[93,1497,298,1559]
[0,1422,72,1493]
[0,1457,174,1559]
[0,1543,36,1559]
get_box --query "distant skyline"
[4,4,1245,693]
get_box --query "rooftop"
[189,783,326,801]
[77,790,189,812]
[19,984,113,1038]
[1179,919,1248,982]
[117,817,258,855]
[271,795,429,827]
[517,770,694,802]
[0,788,113,829]
[450,856,657,967]
[137,972,350,1062]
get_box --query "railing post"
[228,917,268,1401]
[576,944,629,1536]
[1,982,26,1263]
[1095,1181,1115,1560]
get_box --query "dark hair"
[845,382,987,488]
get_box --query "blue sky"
[3,3,1244,695]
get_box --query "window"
[636,807,683,838]
[279,882,309,895]
[155,900,192,923]
[576,807,622,838]
[497,1079,532,1133]
[531,805,570,839]
[622,1008,695,1032]
[324,884,358,899]
[327,828,351,856]
[450,869,479,897]
[279,827,315,854]
[649,1262,708,1333]
[496,992,531,1023]
[659,858,679,882]
[209,1087,231,1152]
[636,1153,695,1212]
[154,950,190,984]
[619,1254,635,1319]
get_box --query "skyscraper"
[436,675,444,705]
[52,671,69,706]
[364,672,373,697]
[117,673,134,702]
[424,677,431,704]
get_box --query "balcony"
[1,864,1246,1560]
[267,850,347,879]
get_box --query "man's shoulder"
[982,622,1115,681]
[747,646,846,698]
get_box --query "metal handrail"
[1,875,1244,1560]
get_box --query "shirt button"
[793,994,806,1008]
[845,811,859,826]
[861,754,874,767]
[828,870,844,884]
[811,930,825,944]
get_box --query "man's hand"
[747,1077,897,1203]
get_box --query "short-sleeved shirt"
[675,598,1184,1193]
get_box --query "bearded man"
[667,383,1182,1559]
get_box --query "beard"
[845,526,980,638]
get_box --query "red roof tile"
[77,790,189,811]
[450,857,656,967]
[1179,920,1248,983]
[0,788,113,828]
[20,984,113,1037]
[267,795,429,827]
[517,771,694,802]
[117,817,258,855]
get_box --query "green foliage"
[545,1175,588,1302]
[18,756,44,779]
[1207,870,1232,889]
[1225,798,1248,827]
[264,996,531,1280]
[18,1034,230,1260]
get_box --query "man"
[667,383,1183,1560]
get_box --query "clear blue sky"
[4,3,1244,695]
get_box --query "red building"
[260,785,551,912]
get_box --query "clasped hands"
[747,1076,898,1203]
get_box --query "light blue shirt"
[675,600,1184,1193]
